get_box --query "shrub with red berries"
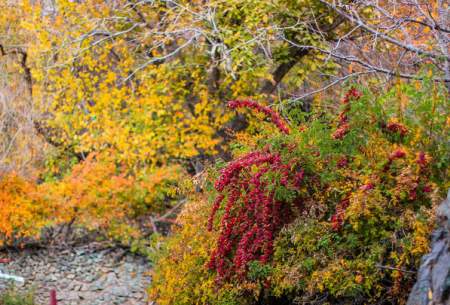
[332,88,362,140]
[208,101,301,280]
[228,100,290,134]
[207,87,447,298]
[150,82,449,305]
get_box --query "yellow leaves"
[149,196,230,305]
[4,0,309,175]
[29,33,229,167]
[20,21,36,32]
[411,220,431,256]
[346,190,383,231]
[105,71,117,84]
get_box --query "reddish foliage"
[342,88,363,103]
[423,185,432,193]
[228,100,290,134]
[209,152,298,279]
[416,151,429,168]
[332,123,351,140]
[337,156,349,168]
[386,121,408,137]
[389,149,407,161]
[208,148,304,280]
[330,198,350,231]
[332,88,362,140]
[50,290,57,305]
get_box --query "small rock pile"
[0,245,151,305]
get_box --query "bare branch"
[317,0,449,60]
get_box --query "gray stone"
[66,273,76,280]
[0,243,152,305]
[57,291,80,301]
[112,286,130,297]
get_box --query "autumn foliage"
[150,82,448,305]
[0,153,183,247]
[207,100,299,280]
[0,173,51,247]
[0,1,449,304]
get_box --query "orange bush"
[0,173,52,246]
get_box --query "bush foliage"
[1,1,448,304]
[149,80,448,305]
[0,153,184,247]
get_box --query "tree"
[0,1,48,176]
[0,0,343,173]
[283,0,450,101]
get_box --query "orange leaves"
[43,153,133,227]
[41,152,184,237]
[0,173,52,246]
[0,151,184,246]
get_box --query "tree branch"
[317,0,449,60]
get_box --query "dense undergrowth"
[0,153,184,248]
[149,81,448,305]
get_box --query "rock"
[84,273,99,282]
[133,292,144,299]
[112,286,130,297]
[90,281,105,291]
[0,243,152,305]
[69,282,83,291]
[57,290,80,301]
[81,283,90,291]
[105,272,118,284]
[407,190,450,305]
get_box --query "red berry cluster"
[332,88,362,140]
[208,149,303,280]
[228,100,290,134]
[337,156,349,168]
[386,121,408,137]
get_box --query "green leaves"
[247,261,273,281]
